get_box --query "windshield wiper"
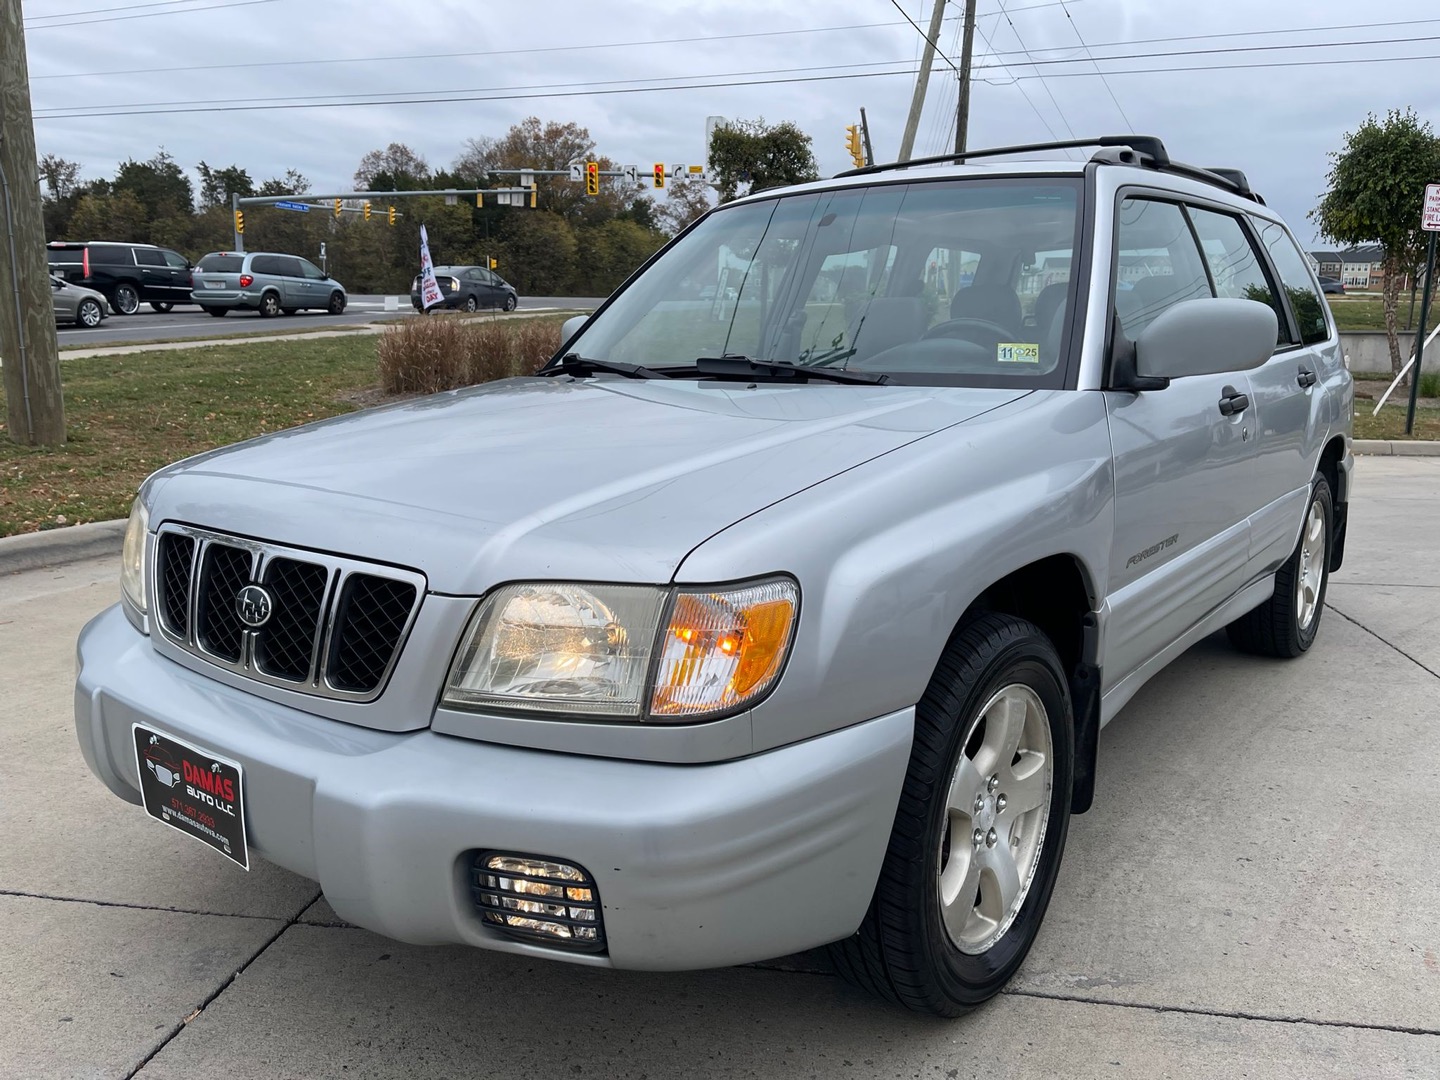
[540,353,669,380]
[691,355,888,385]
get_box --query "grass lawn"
[2,314,575,537]
[1353,404,1440,441]
[1327,295,1439,333]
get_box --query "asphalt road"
[2,457,1438,1078]
[54,295,605,348]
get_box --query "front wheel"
[327,291,345,315]
[829,612,1073,1015]
[76,298,104,328]
[1227,474,1333,657]
[113,283,140,315]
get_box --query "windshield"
[567,177,1083,386]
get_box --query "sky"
[20,0,1440,245]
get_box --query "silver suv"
[190,251,347,317]
[76,136,1351,1016]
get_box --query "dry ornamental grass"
[377,315,564,395]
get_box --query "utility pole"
[955,0,978,154]
[0,0,66,447]
[897,0,948,162]
[859,107,876,168]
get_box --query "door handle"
[1218,385,1250,416]
[1297,365,1317,388]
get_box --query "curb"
[0,519,126,575]
[1353,439,1440,457]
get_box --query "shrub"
[1420,370,1440,399]
[377,315,563,395]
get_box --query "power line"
[37,57,923,114]
[888,0,962,75]
[24,0,276,29]
[969,15,1073,155]
[994,0,1079,145]
[31,48,1440,122]
[24,0,205,21]
[1058,0,1134,131]
[27,17,960,80]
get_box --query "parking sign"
[1424,183,1440,231]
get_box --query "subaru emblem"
[236,584,273,628]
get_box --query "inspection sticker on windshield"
[997,342,1040,364]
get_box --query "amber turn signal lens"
[650,579,798,719]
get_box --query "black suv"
[46,241,194,314]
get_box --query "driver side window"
[1114,198,1213,338]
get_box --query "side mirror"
[1128,298,1277,386]
[560,314,588,348]
[51,278,63,289]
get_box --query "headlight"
[443,578,798,722]
[120,498,149,616]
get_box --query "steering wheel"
[921,317,1017,351]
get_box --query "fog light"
[472,852,605,952]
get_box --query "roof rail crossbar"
[834,135,1171,178]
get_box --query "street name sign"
[274,200,310,213]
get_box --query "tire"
[1227,474,1333,658]
[463,295,478,313]
[113,283,140,315]
[150,302,173,313]
[829,612,1074,1016]
[327,291,346,315]
[503,293,518,312]
[281,307,298,316]
[202,306,228,317]
[76,298,104,328]
[258,292,281,318]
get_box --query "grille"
[152,525,424,701]
[254,558,329,682]
[328,575,419,694]
[157,532,195,636]
[196,544,252,661]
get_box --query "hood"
[150,377,1026,593]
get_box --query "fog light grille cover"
[472,853,605,952]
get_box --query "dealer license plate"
[132,724,248,869]
[205,280,226,288]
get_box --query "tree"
[657,177,713,235]
[496,210,578,295]
[112,148,193,220]
[467,117,636,223]
[354,143,430,191]
[258,169,310,196]
[1313,108,1440,376]
[196,161,253,209]
[38,153,81,200]
[708,118,819,203]
[67,190,149,242]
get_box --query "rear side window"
[196,254,243,272]
[134,248,165,266]
[1187,207,1292,347]
[88,244,131,265]
[46,248,78,265]
[250,255,283,276]
[1255,221,1330,345]
[274,257,303,277]
[1113,198,1212,337]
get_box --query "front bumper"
[75,604,911,970]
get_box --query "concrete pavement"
[2,459,1438,1078]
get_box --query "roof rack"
[834,135,1263,204]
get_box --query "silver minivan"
[190,251,347,317]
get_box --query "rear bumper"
[189,290,255,310]
[75,604,910,970]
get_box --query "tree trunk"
[1382,252,1404,379]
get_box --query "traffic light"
[476,192,483,207]
[585,161,600,197]
[234,209,244,235]
[387,205,396,226]
[363,201,371,222]
[488,257,497,270]
[334,198,342,219]
[845,124,864,168]
[653,163,665,189]
[529,183,538,208]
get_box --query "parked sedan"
[50,275,110,328]
[1318,278,1345,295]
[411,265,519,312]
